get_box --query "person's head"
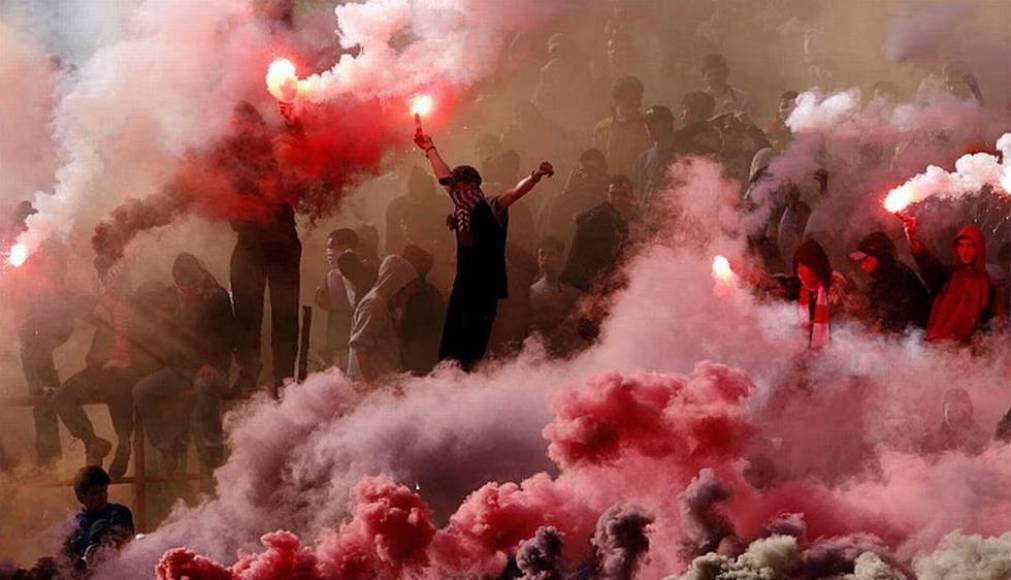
[607,32,634,68]
[680,91,716,124]
[407,166,436,198]
[172,253,208,299]
[537,236,565,278]
[230,101,265,136]
[611,75,644,120]
[954,233,978,266]
[402,244,434,280]
[701,53,730,91]
[778,90,799,122]
[608,174,634,210]
[547,33,567,58]
[943,388,974,425]
[644,105,675,143]
[871,81,899,103]
[73,466,111,512]
[10,200,37,235]
[793,238,832,291]
[576,149,608,181]
[327,228,359,266]
[439,165,483,197]
[337,251,378,295]
[849,232,896,276]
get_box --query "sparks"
[883,188,913,213]
[7,243,28,268]
[712,255,734,283]
[266,58,299,102]
[410,94,434,118]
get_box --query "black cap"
[438,165,483,187]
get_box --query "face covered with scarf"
[793,239,833,348]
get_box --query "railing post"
[133,416,146,532]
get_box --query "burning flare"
[6,243,28,268]
[410,94,434,118]
[711,255,735,283]
[266,58,299,102]
[883,188,914,213]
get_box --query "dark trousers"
[231,239,301,386]
[54,367,136,445]
[20,341,62,461]
[133,367,224,466]
[439,288,498,372]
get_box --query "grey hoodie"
[347,255,418,382]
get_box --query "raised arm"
[414,130,452,183]
[498,162,555,209]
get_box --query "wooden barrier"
[0,395,243,532]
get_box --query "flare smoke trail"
[15,0,565,266]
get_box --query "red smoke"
[91,95,402,268]
[544,364,756,470]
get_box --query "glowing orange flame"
[712,255,734,283]
[410,94,434,118]
[883,188,913,213]
[266,58,299,102]
[7,243,28,268]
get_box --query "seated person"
[63,466,134,569]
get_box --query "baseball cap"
[438,165,483,187]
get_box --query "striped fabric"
[798,284,831,349]
[447,187,485,235]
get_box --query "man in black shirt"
[225,102,301,394]
[413,130,554,370]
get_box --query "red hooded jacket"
[914,225,1004,342]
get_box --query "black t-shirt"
[453,196,509,301]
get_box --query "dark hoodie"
[852,232,931,333]
[913,225,1003,342]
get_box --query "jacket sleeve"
[911,245,951,296]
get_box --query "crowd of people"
[2,1,1010,575]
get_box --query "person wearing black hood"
[849,231,931,333]
[133,253,235,476]
[414,129,554,371]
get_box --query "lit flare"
[7,243,28,268]
[266,58,299,102]
[883,188,913,213]
[712,255,735,283]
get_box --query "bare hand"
[414,130,434,152]
[535,162,555,179]
[278,101,297,126]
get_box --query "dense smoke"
[2,0,1010,578]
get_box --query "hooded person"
[903,219,1005,343]
[347,255,418,383]
[849,232,931,333]
[755,239,836,349]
